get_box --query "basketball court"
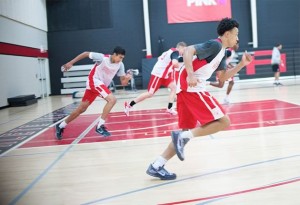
[1,79,300,205]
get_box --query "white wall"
[0,0,49,107]
[0,0,47,32]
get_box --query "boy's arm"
[61,52,90,72]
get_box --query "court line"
[7,117,101,205]
[111,112,173,118]
[195,176,300,205]
[6,100,300,150]
[107,106,300,120]
[5,126,300,158]
[81,154,300,205]
[227,106,300,114]
[0,118,68,157]
[161,176,300,205]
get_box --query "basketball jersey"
[151,48,179,79]
[86,52,125,88]
[177,39,226,93]
[226,48,236,67]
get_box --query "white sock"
[181,130,194,139]
[59,121,67,128]
[152,156,167,170]
[97,118,105,128]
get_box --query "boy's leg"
[166,81,178,115]
[172,92,230,160]
[93,85,117,137]
[125,75,161,116]
[56,89,95,140]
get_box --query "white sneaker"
[167,108,177,115]
[124,101,131,116]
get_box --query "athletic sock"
[59,121,67,128]
[152,156,167,170]
[129,101,136,107]
[181,130,194,139]
[168,103,173,109]
[97,118,105,128]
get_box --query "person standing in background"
[271,43,283,86]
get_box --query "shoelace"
[100,125,108,131]
[159,166,172,175]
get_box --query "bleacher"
[60,64,137,95]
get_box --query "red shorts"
[177,91,226,129]
[82,84,111,104]
[147,74,173,94]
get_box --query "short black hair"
[226,49,232,58]
[113,46,126,55]
[217,17,239,36]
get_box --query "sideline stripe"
[195,176,300,205]
[8,117,100,205]
[81,154,300,205]
[161,176,300,205]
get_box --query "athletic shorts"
[147,74,173,94]
[82,84,111,104]
[272,64,280,72]
[177,91,226,129]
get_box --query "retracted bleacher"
[60,64,137,95]
[60,64,91,94]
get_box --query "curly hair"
[217,17,239,36]
[113,46,126,55]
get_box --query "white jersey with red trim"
[177,39,226,93]
[86,52,125,89]
[151,48,177,79]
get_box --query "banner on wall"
[167,0,232,24]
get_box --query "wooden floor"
[1,77,300,205]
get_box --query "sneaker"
[55,123,64,140]
[146,164,176,180]
[124,101,131,116]
[171,131,190,161]
[95,125,111,137]
[166,108,177,115]
[277,82,283,86]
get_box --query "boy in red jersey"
[146,18,252,180]
[56,46,132,140]
[124,42,187,116]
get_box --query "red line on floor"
[20,100,300,148]
[158,177,300,205]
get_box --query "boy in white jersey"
[55,46,132,140]
[124,42,187,116]
[146,18,252,180]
